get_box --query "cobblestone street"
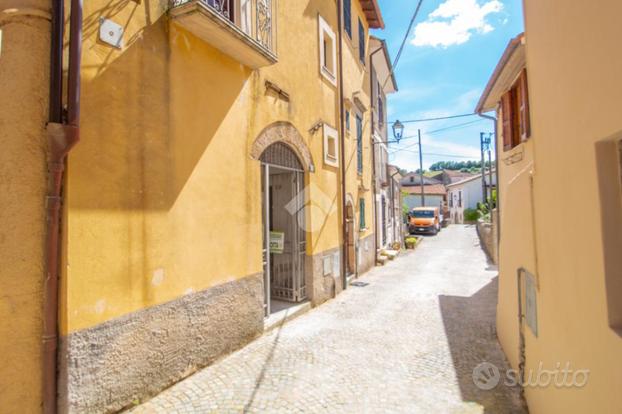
[129,225,526,413]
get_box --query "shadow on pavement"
[439,276,528,413]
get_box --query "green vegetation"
[428,160,492,172]
[405,237,418,248]
[463,208,480,222]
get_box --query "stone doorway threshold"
[264,299,311,332]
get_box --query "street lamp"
[392,120,404,143]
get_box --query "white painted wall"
[404,194,444,211]
[447,174,496,223]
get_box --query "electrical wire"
[382,0,424,89]
[389,148,479,159]
[382,119,487,145]
[389,112,478,124]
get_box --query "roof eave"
[360,0,385,29]
[475,33,525,114]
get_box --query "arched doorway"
[260,142,307,316]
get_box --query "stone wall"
[58,274,264,413]
[357,233,376,275]
[476,210,498,264]
[307,246,342,306]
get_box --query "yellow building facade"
[1,0,384,412]
[477,1,622,412]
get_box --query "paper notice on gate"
[270,231,285,254]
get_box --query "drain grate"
[350,281,369,287]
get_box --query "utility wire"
[382,0,424,90]
[382,119,487,145]
[389,148,479,159]
[389,112,478,124]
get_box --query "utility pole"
[480,132,487,205]
[418,129,425,206]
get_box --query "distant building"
[446,172,496,223]
[402,184,447,211]
[400,172,442,187]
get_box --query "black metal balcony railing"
[171,0,275,54]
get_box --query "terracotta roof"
[402,184,447,196]
[446,170,496,188]
[359,0,384,29]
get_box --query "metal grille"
[256,0,273,50]
[260,142,303,171]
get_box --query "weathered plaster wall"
[60,0,358,410]
[341,0,375,265]
[0,0,50,410]
[516,1,622,412]
[357,233,375,275]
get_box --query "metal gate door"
[261,155,307,315]
[269,170,306,302]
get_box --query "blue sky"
[372,0,524,171]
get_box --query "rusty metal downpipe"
[43,0,82,412]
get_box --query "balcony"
[170,0,277,68]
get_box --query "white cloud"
[411,0,503,48]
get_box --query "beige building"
[476,1,622,412]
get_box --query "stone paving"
[128,225,527,413]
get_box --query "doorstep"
[264,300,312,332]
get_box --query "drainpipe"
[389,169,400,245]
[336,0,347,290]
[43,0,82,412]
[516,267,527,399]
[478,113,499,246]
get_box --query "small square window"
[318,15,337,86]
[323,124,339,167]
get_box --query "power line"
[382,119,487,145]
[389,112,478,124]
[389,148,481,159]
[382,0,424,89]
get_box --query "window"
[409,176,414,183]
[323,124,339,167]
[345,110,350,133]
[358,19,365,64]
[359,198,366,229]
[318,15,337,85]
[458,191,462,208]
[501,68,531,151]
[343,0,351,38]
[449,192,453,208]
[356,114,363,174]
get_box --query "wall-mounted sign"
[269,231,284,254]
[99,18,124,49]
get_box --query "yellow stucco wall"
[62,0,377,334]
[495,1,622,412]
[341,0,374,251]
[0,0,50,410]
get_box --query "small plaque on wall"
[99,18,124,49]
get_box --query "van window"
[412,210,434,218]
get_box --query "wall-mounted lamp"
[392,120,404,143]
